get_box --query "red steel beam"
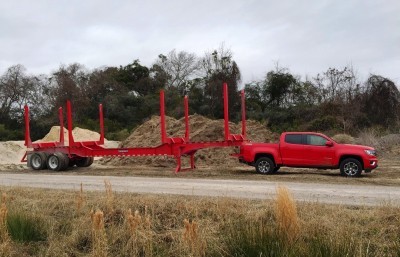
[241,89,246,138]
[67,100,75,146]
[99,104,105,144]
[24,105,32,147]
[184,95,189,141]
[223,82,230,141]
[160,90,167,144]
[58,107,64,145]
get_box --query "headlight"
[364,149,376,156]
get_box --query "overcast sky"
[1,0,399,85]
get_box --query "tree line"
[0,46,399,141]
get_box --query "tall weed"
[275,186,300,245]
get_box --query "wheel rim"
[258,161,271,173]
[344,162,359,176]
[31,155,42,169]
[48,155,59,170]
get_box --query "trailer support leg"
[175,156,181,173]
[190,153,195,169]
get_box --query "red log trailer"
[22,83,248,172]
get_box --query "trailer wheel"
[76,157,94,167]
[255,157,275,174]
[47,153,69,171]
[30,152,47,170]
[68,159,76,167]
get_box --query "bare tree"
[0,65,48,121]
[201,44,241,118]
[156,49,200,95]
[49,63,89,122]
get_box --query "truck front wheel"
[340,158,362,177]
[255,157,275,174]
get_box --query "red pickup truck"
[238,132,378,177]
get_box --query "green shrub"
[308,116,340,132]
[107,128,130,141]
[7,212,47,242]
[0,124,23,141]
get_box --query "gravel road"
[0,173,399,206]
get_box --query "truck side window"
[285,134,303,144]
[306,135,327,146]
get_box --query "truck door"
[303,134,335,167]
[280,134,306,166]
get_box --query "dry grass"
[76,183,85,212]
[275,186,300,245]
[125,208,152,256]
[0,193,11,257]
[104,180,113,213]
[91,209,107,257]
[0,194,8,240]
[0,185,398,256]
[182,218,206,256]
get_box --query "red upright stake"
[223,82,230,141]
[67,100,75,145]
[24,105,32,147]
[160,90,167,144]
[184,95,190,141]
[99,104,105,144]
[58,107,64,145]
[241,89,246,138]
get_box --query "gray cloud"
[0,0,399,84]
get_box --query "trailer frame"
[22,83,247,172]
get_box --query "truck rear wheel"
[47,153,69,171]
[255,157,275,174]
[29,152,47,170]
[340,158,362,177]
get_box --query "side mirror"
[325,141,334,147]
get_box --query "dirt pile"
[40,126,101,142]
[0,141,26,165]
[38,126,119,148]
[101,115,277,168]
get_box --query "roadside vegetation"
[0,184,398,256]
[1,45,399,142]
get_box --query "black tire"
[340,158,362,177]
[29,152,47,170]
[76,157,94,167]
[68,159,76,167]
[255,157,275,174]
[47,152,69,171]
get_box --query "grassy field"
[0,183,399,256]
